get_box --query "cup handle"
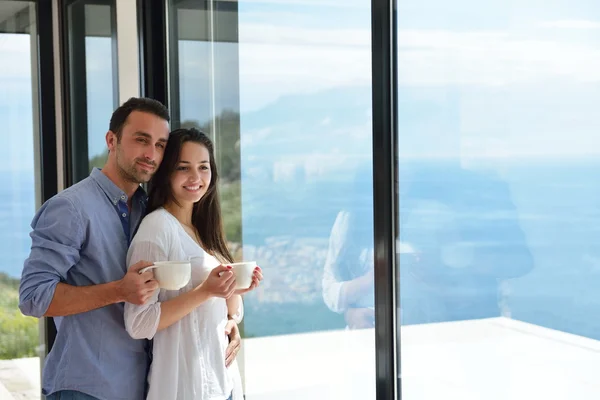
[139,265,158,274]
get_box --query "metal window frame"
[37,0,60,365]
[0,0,60,394]
[37,0,59,203]
[371,0,399,398]
[138,0,169,104]
[59,0,117,186]
[42,0,119,366]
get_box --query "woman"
[322,163,375,329]
[124,128,262,400]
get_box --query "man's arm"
[225,319,241,368]
[44,282,122,317]
[19,196,156,318]
[45,262,156,317]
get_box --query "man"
[19,97,170,400]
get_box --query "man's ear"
[106,130,117,152]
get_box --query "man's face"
[108,110,170,184]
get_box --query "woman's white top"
[124,208,243,400]
[322,211,374,313]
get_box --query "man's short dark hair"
[109,97,170,141]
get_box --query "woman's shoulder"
[134,208,178,242]
[142,207,173,225]
[332,210,351,232]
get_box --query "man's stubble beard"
[115,144,153,184]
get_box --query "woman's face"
[170,141,212,206]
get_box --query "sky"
[2,0,600,174]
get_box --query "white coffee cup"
[140,261,191,290]
[229,261,257,290]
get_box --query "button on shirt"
[19,168,149,400]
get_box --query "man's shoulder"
[35,178,100,220]
[53,177,100,205]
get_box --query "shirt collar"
[90,168,147,205]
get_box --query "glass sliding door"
[166,0,378,398]
[397,1,600,399]
[0,1,45,398]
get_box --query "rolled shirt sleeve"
[19,196,84,318]
[322,211,350,314]
[124,240,167,340]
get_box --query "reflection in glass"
[397,1,600,398]
[170,0,376,398]
[323,163,375,329]
[0,1,41,398]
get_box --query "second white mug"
[228,261,257,290]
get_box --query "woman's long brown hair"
[147,128,233,263]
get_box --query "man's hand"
[225,319,241,368]
[344,307,375,329]
[234,266,263,295]
[118,261,159,305]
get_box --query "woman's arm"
[157,264,243,331]
[323,212,374,312]
[226,265,263,323]
[157,287,212,331]
[124,240,168,339]
[226,295,244,324]
[124,239,236,339]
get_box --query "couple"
[18,97,262,400]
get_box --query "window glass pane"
[0,1,41,398]
[85,3,117,172]
[168,0,376,397]
[66,0,117,183]
[397,1,600,398]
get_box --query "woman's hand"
[198,265,236,299]
[224,319,241,367]
[234,266,263,295]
